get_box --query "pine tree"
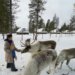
[53,14,59,30]
[59,23,67,32]
[49,21,55,32]
[69,3,75,31]
[45,19,50,32]
[45,19,55,32]
[29,0,46,40]
[38,18,45,29]
[0,0,19,33]
[9,0,19,32]
[29,20,35,33]
[0,0,10,33]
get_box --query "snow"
[36,28,47,34]
[16,28,29,33]
[71,30,75,33]
[0,34,75,75]
[51,29,57,33]
[37,28,46,32]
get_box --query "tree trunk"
[9,0,12,32]
[35,0,39,40]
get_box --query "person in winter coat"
[4,33,21,72]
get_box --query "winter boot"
[11,63,18,72]
[7,63,11,68]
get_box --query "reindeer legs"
[47,61,56,74]
[47,65,51,74]
[66,59,75,71]
[59,61,64,69]
[66,59,72,70]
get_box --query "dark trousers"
[7,63,11,68]
[7,62,17,71]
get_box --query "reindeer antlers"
[20,40,25,47]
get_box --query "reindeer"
[21,40,56,53]
[21,40,57,74]
[23,49,57,75]
[55,48,75,71]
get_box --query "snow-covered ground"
[0,33,75,75]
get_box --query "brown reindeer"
[55,48,75,70]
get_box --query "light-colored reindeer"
[23,49,57,75]
[21,40,57,74]
[21,40,56,53]
[55,48,75,70]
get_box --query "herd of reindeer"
[20,40,75,75]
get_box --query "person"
[4,33,21,72]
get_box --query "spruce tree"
[45,19,50,32]
[29,0,46,40]
[0,0,19,33]
[38,18,45,29]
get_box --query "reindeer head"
[21,40,56,53]
[21,46,31,53]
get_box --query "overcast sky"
[15,0,75,28]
